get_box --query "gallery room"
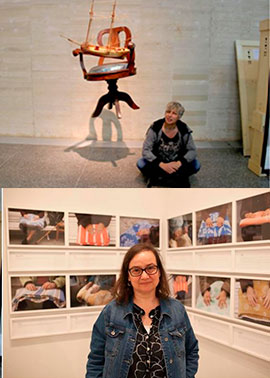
[0,0,269,187]
[2,187,270,378]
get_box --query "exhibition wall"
[3,188,270,378]
[0,0,268,141]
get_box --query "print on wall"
[8,208,65,246]
[235,279,270,327]
[169,274,192,307]
[168,214,192,248]
[68,213,116,246]
[70,275,116,307]
[196,203,232,245]
[11,275,66,312]
[236,192,270,242]
[120,216,160,247]
[195,276,230,316]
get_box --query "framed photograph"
[169,274,192,307]
[195,275,230,316]
[196,203,232,245]
[120,216,160,247]
[68,213,116,247]
[235,278,270,327]
[8,208,65,246]
[70,274,116,307]
[236,192,270,242]
[168,214,192,248]
[11,275,66,312]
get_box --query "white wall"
[197,336,270,378]
[0,0,268,141]
[3,188,270,378]
[3,188,167,378]
[163,188,270,378]
[162,187,270,219]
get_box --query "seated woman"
[137,101,200,188]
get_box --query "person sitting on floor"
[137,101,200,187]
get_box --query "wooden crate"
[255,19,270,113]
[235,40,259,156]
[248,19,270,176]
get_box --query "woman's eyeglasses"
[128,264,159,277]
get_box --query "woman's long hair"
[113,243,170,304]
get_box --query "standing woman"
[85,243,199,378]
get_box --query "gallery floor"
[0,140,269,188]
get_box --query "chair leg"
[36,230,52,244]
[92,93,112,117]
[91,79,139,118]
[117,91,139,110]
[115,99,122,119]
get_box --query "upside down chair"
[73,26,139,119]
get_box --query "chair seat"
[89,62,128,75]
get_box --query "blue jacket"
[86,297,199,378]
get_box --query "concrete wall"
[0,0,268,141]
[3,188,270,378]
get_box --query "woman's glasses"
[128,264,159,277]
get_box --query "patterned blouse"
[127,303,167,378]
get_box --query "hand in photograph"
[263,288,270,310]
[25,280,58,290]
[205,217,213,227]
[21,276,65,290]
[216,289,228,309]
[25,282,37,291]
[42,282,57,290]
[203,290,211,306]
[246,286,258,307]
[216,216,224,227]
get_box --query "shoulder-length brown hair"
[113,243,170,304]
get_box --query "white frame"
[119,215,161,249]
[6,194,270,362]
[67,212,117,247]
[6,207,162,339]
[166,193,270,361]
[167,212,193,249]
[236,192,270,243]
[7,207,66,247]
[195,201,233,247]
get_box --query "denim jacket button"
[169,359,173,364]
[111,330,116,336]
[164,337,168,342]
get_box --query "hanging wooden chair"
[65,1,139,119]
[72,26,139,118]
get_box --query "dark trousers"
[137,158,201,187]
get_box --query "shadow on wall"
[88,108,123,141]
[64,109,135,167]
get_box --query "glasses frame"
[128,264,159,277]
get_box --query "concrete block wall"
[0,0,268,141]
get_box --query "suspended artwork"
[63,0,139,119]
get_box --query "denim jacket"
[86,297,199,378]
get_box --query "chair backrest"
[97,26,132,48]
[97,26,132,65]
